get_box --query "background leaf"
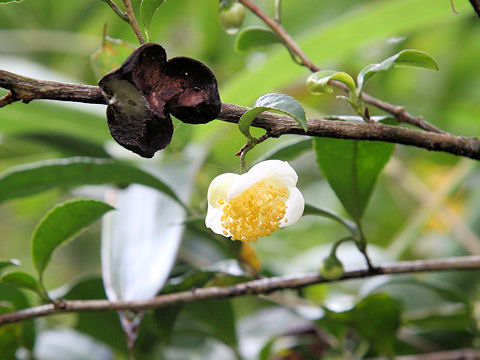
[0,259,20,275]
[140,0,166,39]
[357,49,438,92]
[1,271,42,297]
[14,133,111,158]
[0,283,35,350]
[0,157,185,208]
[91,36,134,78]
[55,276,127,352]
[321,294,401,356]
[314,138,395,221]
[31,199,114,279]
[254,138,313,163]
[182,299,238,347]
[235,26,282,53]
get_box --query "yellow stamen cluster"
[219,179,288,242]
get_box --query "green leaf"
[0,259,20,275]
[1,272,42,297]
[60,276,126,352]
[254,138,313,163]
[0,157,185,208]
[31,199,114,279]
[303,204,357,234]
[235,26,282,53]
[259,338,277,360]
[0,306,20,360]
[183,299,238,347]
[306,70,356,95]
[140,0,166,40]
[239,93,307,138]
[357,49,439,92]
[91,36,135,78]
[15,133,111,158]
[0,0,22,3]
[0,283,35,350]
[153,305,183,343]
[325,294,401,356]
[314,138,395,221]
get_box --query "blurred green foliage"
[1,0,480,359]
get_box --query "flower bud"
[219,2,246,35]
[319,255,344,280]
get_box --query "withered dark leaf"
[99,43,221,158]
[470,0,480,17]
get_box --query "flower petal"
[228,160,298,200]
[207,173,240,207]
[280,187,305,228]
[205,205,229,235]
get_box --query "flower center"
[220,179,288,242]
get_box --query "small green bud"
[219,2,246,35]
[319,255,344,280]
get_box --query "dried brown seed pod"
[470,0,480,17]
[99,43,221,158]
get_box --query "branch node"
[53,300,67,310]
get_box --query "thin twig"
[122,0,145,44]
[101,0,129,23]
[368,348,480,360]
[1,255,480,326]
[0,70,479,159]
[237,0,444,134]
[238,0,316,71]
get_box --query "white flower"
[206,160,305,242]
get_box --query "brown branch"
[369,348,480,360]
[237,0,317,71]
[122,0,145,45]
[219,103,480,160]
[0,70,106,104]
[0,69,479,160]
[237,0,444,134]
[1,255,480,326]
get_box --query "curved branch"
[1,255,480,326]
[122,0,146,45]
[237,0,444,134]
[0,69,479,160]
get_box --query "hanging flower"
[206,160,305,242]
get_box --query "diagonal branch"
[237,0,445,134]
[0,69,479,160]
[122,0,146,45]
[1,255,480,326]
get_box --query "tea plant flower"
[206,160,304,242]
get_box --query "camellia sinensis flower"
[206,160,305,242]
